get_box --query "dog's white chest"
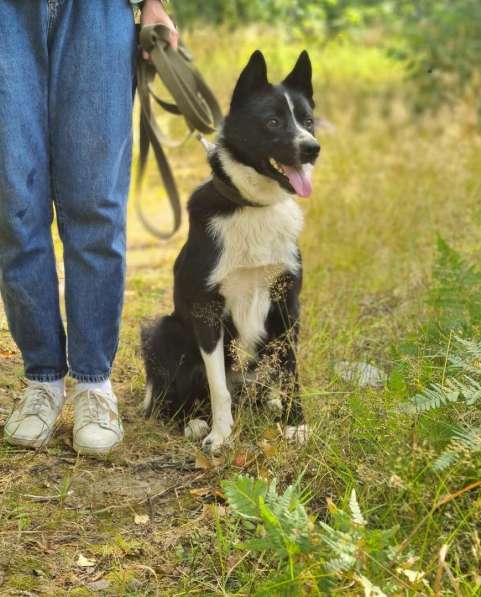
[208,199,303,357]
[220,266,279,359]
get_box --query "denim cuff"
[26,370,68,383]
[69,370,112,383]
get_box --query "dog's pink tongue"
[281,164,312,197]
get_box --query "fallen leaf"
[134,514,150,525]
[190,486,225,500]
[194,451,224,470]
[190,487,212,498]
[326,497,337,514]
[397,567,425,582]
[76,554,96,568]
[258,439,277,458]
[194,451,212,470]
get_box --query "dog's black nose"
[300,140,321,161]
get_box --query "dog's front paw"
[202,427,232,453]
[284,424,310,445]
[184,418,210,440]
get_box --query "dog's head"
[221,50,320,199]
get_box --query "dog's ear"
[230,50,268,110]
[283,50,313,101]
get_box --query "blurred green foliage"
[172,0,481,119]
[393,0,481,115]
[172,0,386,36]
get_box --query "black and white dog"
[141,50,320,452]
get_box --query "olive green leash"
[136,24,222,240]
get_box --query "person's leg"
[0,2,68,447]
[0,1,68,383]
[49,1,136,382]
[48,1,136,453]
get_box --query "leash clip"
[196,133,215,155]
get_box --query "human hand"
[141,0,179,59]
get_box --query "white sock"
[32,378,65,398]
[74,379,113,396]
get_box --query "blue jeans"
[0,1,137,382]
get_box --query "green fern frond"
[432,447,463,471]
[326,553,357,573]
[448,336,481,383]
[401,328,481,470]
[224,476,415,593]
[429,237,481,330]
[447,375,481,405]
[349,489,366,526]
[453,426,481,450]
[222,475,271,520]
[451,335,481,359]
[401,382,460,414]
[319,521,358,574]
[449,354,481,376]
[319,522,357,552]
[222,475,312,559]
[432,426,481,471]
[401,375,481,415]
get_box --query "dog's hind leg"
[141,315,204,419]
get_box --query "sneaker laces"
[17,383,60,425]
[75,390,120,431]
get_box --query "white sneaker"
[73,388,123,456]
[4,381,66,448]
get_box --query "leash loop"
[136,24,222,240]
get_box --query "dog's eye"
[304,118,314,128]
[267,118,280,128]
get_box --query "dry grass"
[1,27,481,595]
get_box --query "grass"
[1,27,481,595]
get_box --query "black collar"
[211,173,263,208]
